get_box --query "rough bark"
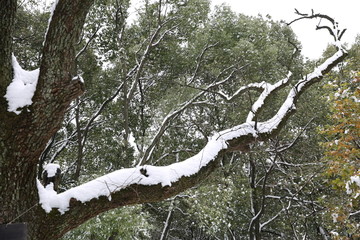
[0,0,94,238]
[0,0,18,225]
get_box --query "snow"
[36,45,347,214]
[72,75,84,83]
[44,0,59,43]
[37,128,244,214]
[246,72,292,123]
[331,213,338,223]
[4,55,39,114]
[44,163,61,177]
[346,175,360,194]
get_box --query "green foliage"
[61,206,153,240]
[13,3,49,68]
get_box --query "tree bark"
[0,0,19,225]
[0,0,94,238]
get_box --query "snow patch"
[4,55,39,114]
[44,0,59,43]
[44,163,61,177]
[346,175,360,194]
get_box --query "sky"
[210,0,359,59]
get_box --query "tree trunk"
[0,0,94,238]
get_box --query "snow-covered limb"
[37,42,347,214]
[216,80,270,102]
[254,48,346,135]
[246,72,292,123]
[349,210,360,219]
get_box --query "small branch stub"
[42,163,61,192]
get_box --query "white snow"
[331,213,338,223]
[4,55,39,114]
[72,75,84,83]
[37,128,243,214]
[44,0,59,44]
[246,72,292,123]
[36,45,347,214]
[44,163,61,177]
[346,175,360,194]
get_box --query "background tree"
[319,37,360,239]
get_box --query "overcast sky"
[210,0,359,59]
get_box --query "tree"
[0,0,348,239]
[319,37,360,238]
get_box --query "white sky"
[210,0,359,59]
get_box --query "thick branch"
[34,12,348,240]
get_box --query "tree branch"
[288,10,347,43]
[33,12,348,240]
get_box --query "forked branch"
[288,9,347,43]
[35,12,348,240]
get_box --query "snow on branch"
[246,72,292,123]
[4,55,39,114]
[254,48,345,134]
[37,16,348,215]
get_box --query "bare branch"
[75,25,100,61]
[267,117,315,153]
[288,10,347,44]
[187,42,219,85]
[127,18,176,101]
[82,82,124,146]
[139,66,245,165]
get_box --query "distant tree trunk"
[248,158,262,240]
[74,98,84,181]
[160,199,175,240]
